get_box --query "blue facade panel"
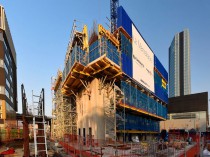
[121,80,167,118]
[117,6,132,37]
[155,84,168,104]
[154,71,168,103]
[122,52,133,78]
[154,55,168,81]
[117,113,160,132]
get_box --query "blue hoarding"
[122,52,133,78]
[117,6,132,37]
[117,6,168,103]
[154,55,168,81]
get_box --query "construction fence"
[0,128,23,142]
[56,134,201,157]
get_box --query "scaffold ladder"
[32,90,48,157]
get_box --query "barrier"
[0,128,23,142]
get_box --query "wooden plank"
[92,65,111,75]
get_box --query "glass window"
[10,97,13,103]
[8,55,12,63]
[0,86,5,94]
[5,88,9,98]
[4,63,8,74]
[6,79,10,89]
[5,54,9,65]
[10,75,12,83]
[3,41,7,50]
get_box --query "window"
[3,41,7,50]
[10,96,13,103]
[10,75,12,83]
[78,128,81,136]
[0,86,5,94]
[5,88,9,98]
[11,87,13,94]
[4,63,8,74]
[6,79,10,88]
[4,54,9,65]
[89,127,92,136]
[8,55,12,63]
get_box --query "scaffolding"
[51,70,77,140]
[51,20,168,145]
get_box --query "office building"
[160,92,209,132]
[169,29,191,97]
[0,5,17,128]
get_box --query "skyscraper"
[169,29,191,98]
[0,5,17,128]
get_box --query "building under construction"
[51,5,168,143]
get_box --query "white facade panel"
[132,24,154,92]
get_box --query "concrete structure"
[169,29,191,97]
[0,5,17,128]
[51,6,168,142]
[160,92,209,132]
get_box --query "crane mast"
[110,0,119,33]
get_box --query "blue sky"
[1,0,210,116]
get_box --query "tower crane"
[110,0,119,33]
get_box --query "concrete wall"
[77,78,109,140]
[160,111,207,132]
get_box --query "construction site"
[49,1,201,156]
[0,1,209,157]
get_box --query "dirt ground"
[0,140,56,157]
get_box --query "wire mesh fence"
[56,133,203,157]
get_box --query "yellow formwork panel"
[98,24,119,47]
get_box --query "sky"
[0,0,210,116]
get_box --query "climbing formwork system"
[51,17,168,143]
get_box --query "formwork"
[51,14,169,156]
